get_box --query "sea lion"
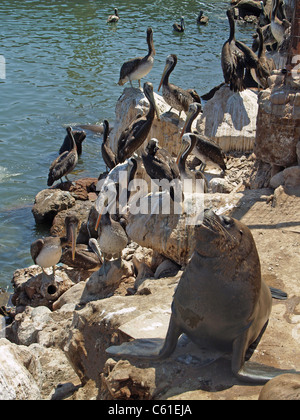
[107,209,299,384]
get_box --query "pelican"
[181,102,202,137]
[47,126,78,186]
[59,127,86,156]
[251,27,276,89]
[158,54,201,118]
[252,24,277,52]
[30,215,78,280]
[95,196,128,266]
[258,1,270,27]
[270,0,290,45]
[101,120,117,171]
[117,82,160,163]
[142,139,180,201]
[179,133,226,174]
[197,11,209,25]
[173,16,185,33]
[176,135,208,193]
[107,8,120,23]
[118,27,155,89]
[221,8,258,92]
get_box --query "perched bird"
[221,8,258,92]
[30,215,78,280]
[258,1,270,27]
[251,27,276,89]
[180,102,202,137]
[180,133,226,174]
[95,196,128,266]
[173,16,185,33]
[197,11,209,25]
[59,127,86,156]
[117,82,160,163]
[158,54,201,118]
[47,126,78,186]
[101,120,117,171]
[176,135,208,192]
[142,139,180,200]
[107,8,120,23]
[118,27,155,89]
[252,23,277,52]
[270,0,290,45]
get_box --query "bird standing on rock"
[158,54,201,118]
[30,215,78,280]
[47,126,78,186]
[118,27,155,89]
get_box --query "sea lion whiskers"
[204,214,239,246]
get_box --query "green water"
[0,0,255,290]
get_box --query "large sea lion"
[107,209,299,384]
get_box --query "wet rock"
[32,189,75,225]
[197,85,258,153]
[259,374,300,400]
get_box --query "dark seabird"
[101,120,117,171]
[251,27,276,89]
[59,127,86,156]
[158,54,201,118]
[270,0,290,45]
[221,8,258,92]
[107,8,120,23]
[173,17,185,33]
[117,82,160,163]
[180,133,226,174]
[197,11,209,25]
[142,138,180,200]
[30,215,78,279]
[47,126,78,186]
[118,27,155,88]
[181,102,202,137]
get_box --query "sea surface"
[0,0,255,291]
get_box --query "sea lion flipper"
[269,286,288,300]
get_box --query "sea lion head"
[194,209,254,259]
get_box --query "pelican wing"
[30,239,44,264]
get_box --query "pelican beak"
[158,63,169,92]
[95,212,102,231]
[176,143,185,165]
[70,223,77,261]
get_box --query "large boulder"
[197,85,258,153]
[32,189,75,225]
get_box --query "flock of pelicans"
[31,0,290,282]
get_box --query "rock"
[32,189,75,225]
[109,87,186,158]
[270,170,285,189]
[255,79,300,167]
[259,374,300,400]
[0,338,41,400]
[197,85,258,153]
[283,166,300,191]
[209,177,232,194]
[154,259,180,279]
[11,266,76,311]
[297,142,300,165]
[52,282,86,311]
[54,178,98,201]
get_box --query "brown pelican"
[30,215,78,279]
[142,139,180,200]
[59,127,86,156]
[107,8,120,23]
[95,196,128,266]
[47,126,78,186]
[251,27,276,89]
[158,54,201,118]
[173,17,185,33]
[181,102,202,137]
[118,27,155,88]
[117,82,160,163]
[179,133,226,174]
[176,135,208,193]
[197,11,209,25]
[270,0,290,45]
[221,8,258,92]
[258,1,270,27]
[252,24,277,52]
[101,120,117,171]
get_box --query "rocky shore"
[1,73,300,400]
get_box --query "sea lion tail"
[269,287,288,300]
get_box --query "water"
[0,0,255,290]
